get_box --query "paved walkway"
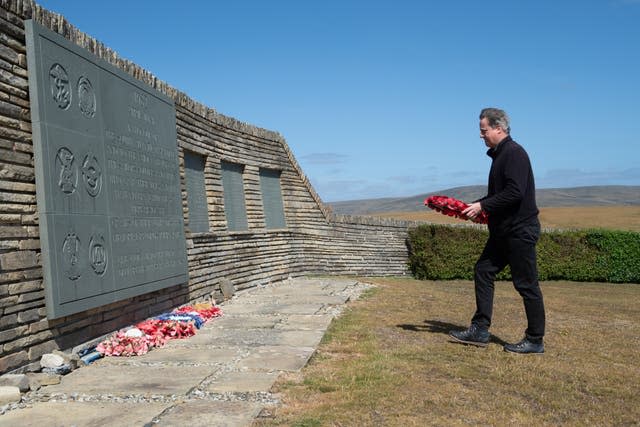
[0,277,370,427]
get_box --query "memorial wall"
[0,0,416,374]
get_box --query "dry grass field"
[370,206,640,232]
[254,278,640,426]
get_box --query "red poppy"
[174,304,223,320]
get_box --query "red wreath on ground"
[96,302,222,357]
[424,195,488,224]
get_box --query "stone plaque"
[183,151,209,233]
[25,20,188,318]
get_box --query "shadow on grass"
[397,319,508,346]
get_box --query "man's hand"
[462,202,482,220]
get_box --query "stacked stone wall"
[0,0,418,375]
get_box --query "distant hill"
[327,185,640,215]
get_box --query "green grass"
[254,278,640,426]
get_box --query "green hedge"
[407,225,640,283]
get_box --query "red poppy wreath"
[424,195,488,224]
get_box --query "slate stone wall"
[0,0,418,374]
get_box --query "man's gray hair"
[480,108,510,134]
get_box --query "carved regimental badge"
[82,154,102,197]
[49,63,71,109]
[62,232,81,280]
[89,234,107,275]
[56,147,77,194]
[78,76,96,118]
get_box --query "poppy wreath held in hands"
[424,195,488,224]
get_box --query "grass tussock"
[253,278,640,427]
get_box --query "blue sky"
[37,0,640,202]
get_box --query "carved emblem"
[62,233,81,280]
[49,63,71,109]
[56,147,77,194]
[82,154,102,197]
[77,76,96,118]
[89,234,107,275]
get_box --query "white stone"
[124,328,143,338]
[0,386,21,405]
[40,353,65,369]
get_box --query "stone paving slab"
[254,278,356,292]
[0,401,170,426]
[205,371,280,393]
[40,364,216,396]
[220,302,324,316]
[235,293,351,305]
[173,329,325,349]
[160,327,248,347]
[155,400,264,427]
[98,346,241,366]
[273,330,325,347]
[275,314,334,331]
[207,315,282,330]
[179,329,271,347]
[237,345,316,372]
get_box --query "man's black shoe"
[449,324,490,347]
[503,337,544,354]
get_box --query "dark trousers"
[471,223,546,340]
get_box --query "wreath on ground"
[96,303,222,357]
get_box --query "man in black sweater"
[450,107,546,354]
